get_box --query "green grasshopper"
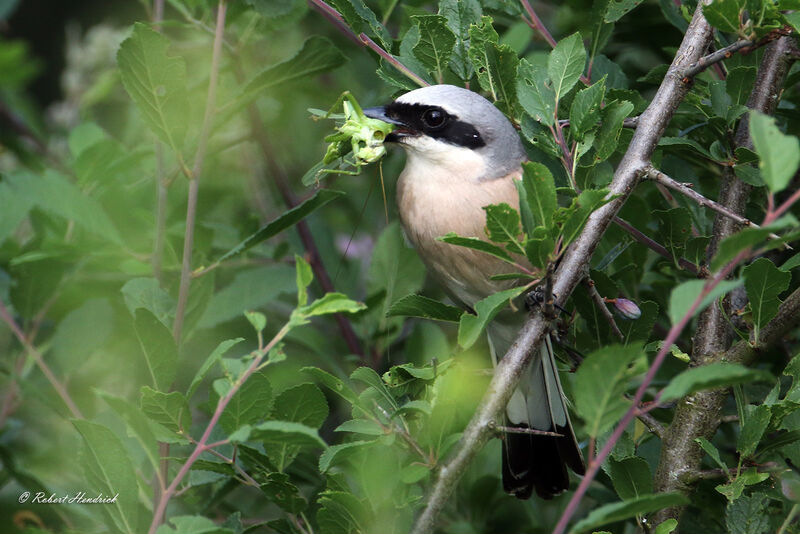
[305,91,394,184]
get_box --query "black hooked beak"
[363,106,416,143]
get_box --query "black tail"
[500,336,585,499]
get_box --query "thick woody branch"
[411,4,716,533]
[652,35,797,525]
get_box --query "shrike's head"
[364,85,526,181]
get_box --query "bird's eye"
[421,108,446,129]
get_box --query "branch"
[613,216,702,275]
[0,300,83,419]
[307,0,428,87]
[583,277,624,341]
[643,166,784,244]
[411,4,717,532]
[652,35,797,525]
[172,1,227,343]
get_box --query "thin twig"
[583,277,624,341]
[307,0,428,87]
[644,166,784,243]
[173,1,227,343]
[492,424,563,437]
[613,216,702,275]
[0,300,83,419]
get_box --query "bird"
[363,84,585,499]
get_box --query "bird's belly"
[396,169,526,308]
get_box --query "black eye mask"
[383,102,486,149]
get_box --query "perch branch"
[411,4,717,533]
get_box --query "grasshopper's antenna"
[333,176,375,285]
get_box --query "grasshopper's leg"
[323,91,352,120]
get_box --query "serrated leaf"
[517,162,557,233]
[437,233,513,263]
[302,367,361,405]
[387,294,463,322]
[133,308,177,392]
[299,293,366,318]
[750,111,800,193]
[570,493,689,533]
[569,78,605,139]
[260,472,307,515]
[458,286,526,349]
[439,0,482,80]
[737,404,771,457]
[517,58,556,126]
[117,23,187,154]
[548,33,586,99]
[559,189,611,247]
[717,468,769,502]
[411,15,456,81]
[251,420,327,449]
[216,189,343,264]
[725,492,769,533]
[483,203,525,256]
[667,279,743,325]
[605,0,644,22]
[212,371,273,434]
[703,0,743,33]
[351,366,399,410]
[155,515,234,534]
[660,363,773,402]
[595,99,634,161]
[264,383,328,470]
[653,208,692,265]
[744,257,791,339]
[609,456,652,500]
[335,419,384,435]
[186,337,244,399]
[327,0,391,48]
[658,136,712,159]
[99,392,160,473]
[73,420,141,534]
[574,344,641,438]
[140,386,190,434]
[121,277,174,326]
[468,16,518,114]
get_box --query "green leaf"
[299,293,366,318]
[711,227,776,271]
[570,493,689,533]
[574,344,642,438]
[302,367,361,405]
[72,420,142,534]
[295,254,313,307]
[725,493,769,533]
[387,294,463,322]
[458,286,526,349]
[319,441,375,473]
[548,33,586,99]
[317,490,370,534]
[559,189,611,247]
[199,265,295,328]
[155,515,234,534]
[244,0,307,29]
[49,299,112,369]
[264,383,328,470]
[411,15,456,80]
[140,386,191,434]
[667,279,743,325]
[744,258,791,338]
[438,233,513,262]
[439,0,482,80]
[216,189,344,264]
[605,0,645,22]
[98,392,161,474]
[351,366,399,410]
[595,99,634,161]
[653,208,692,265]
[260,472,307,515]
[661,363,773,402]
[569,77,605,139]
[717,468,770,501]
[212,371,273,434]
[696,436,729,472]
[121,277,174,326]
[468,16,519,114]
[655,519,678,534]
[117,23,187,154]
[703,0,743,33]
[335,419,384,435]
[517,58,556,126]
[727,66,756,107]
[483,203,525,256]
[609,456,652,500]
[327,0,391,48]
[517,162,557,233]
[187,338,244,400]
[235,37,346,112]
[750,111,800,193]
[251,420,327,450]
[737,404,771,457]
[133,308,178,392]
